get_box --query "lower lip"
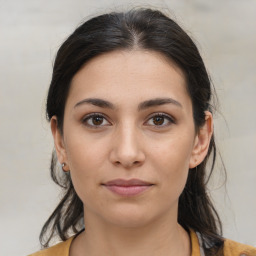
[104,185,152,196]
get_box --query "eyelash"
[82,113,110,128]
[145,113,175,127]
[82,112,175,129]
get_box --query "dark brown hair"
[41,8,224,255]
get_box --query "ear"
[189,111,213,169]
[50,116,69,171]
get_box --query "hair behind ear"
[40,150,84,247]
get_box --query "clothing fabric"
[28,230,256,256]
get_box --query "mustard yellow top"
[29,230,256,256]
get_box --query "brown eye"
[153,116,164,125]
[83,114,110,128]
[146,113,174,127]
[92,116,104,125]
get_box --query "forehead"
[67,50,191,109]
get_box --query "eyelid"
[82,112,111,128]
[144,112,175,126]
[81,112,175,129]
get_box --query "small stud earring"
[61,163,67,172]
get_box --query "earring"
[61,163,67,172]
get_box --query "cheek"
[65,128,109,170]
[151,134,194,193]
[66,145,103,208]
[153,133,194,168]
[64,133,109,197]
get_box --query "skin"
[51,50,213,256]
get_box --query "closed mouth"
[102,179,153,196]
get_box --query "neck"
[70,210,191,256]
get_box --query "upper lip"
[103,179,153,187]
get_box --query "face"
[52,50,212,228]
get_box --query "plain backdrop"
[0,0,255,255]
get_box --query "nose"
[109,124,145,169]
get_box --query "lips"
[103,179,153,196]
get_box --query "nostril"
[113,160,142,168]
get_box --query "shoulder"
[190,229,256,256]
[224,238,256,256]
[28,237,74,256]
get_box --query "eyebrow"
[74,97,182,110]
[74,98,115,109]
[138,97,182,110]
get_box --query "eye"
[82,113,111,128]
[145,113,174,127]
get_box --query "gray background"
[0,0,255,255]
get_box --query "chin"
[101,205,158,229]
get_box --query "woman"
[29,8,256,256]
